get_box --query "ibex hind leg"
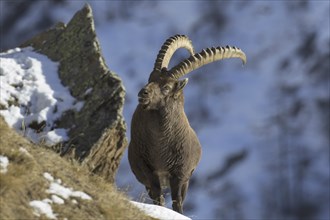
[170,179,188,214]
[181,181,189,202]
[146,183,165,206]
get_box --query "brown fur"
[128,72,201,214]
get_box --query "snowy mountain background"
[1,1,329,219]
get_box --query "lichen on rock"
[21,4,127,183]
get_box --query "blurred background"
[1,1,329,219]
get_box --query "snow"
[0,47,83,146]
[51,195,65,205]
[47,182,73,200]
[18,147,32,157]
[0,155,9,174]
[46,181,92,200]
[29,200,57,219]
[43,172,54,182]
[130,201,191,220]
[84,88,93,95]
[71,199,78,204]
[70,191,93,200]
[44,172,92,200]
[29,172,92,219]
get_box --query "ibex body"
[128,35,246,213]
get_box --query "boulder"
[21,4,127,183]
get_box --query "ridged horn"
[169,46,246,79]
[153,34,195,72]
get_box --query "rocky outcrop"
[21,4,127,183]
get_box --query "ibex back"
[128,34,246,214]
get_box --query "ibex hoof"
[172,200,183,214]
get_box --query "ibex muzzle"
[128,34,246,214]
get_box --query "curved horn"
[169,46,246,79]
[153,35,195,72]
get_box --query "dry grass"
[0,117,154,220]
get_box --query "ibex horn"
[153,35,195,72]
[169,46,246,79]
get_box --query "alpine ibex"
[128,34,246,214]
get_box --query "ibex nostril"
[138,88,149,97]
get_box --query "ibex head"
[138,34,247,110]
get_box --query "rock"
[21,4,127,183]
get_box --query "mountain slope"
[0,117,153,220]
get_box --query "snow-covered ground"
[29,172,93,219]
[1,1,329,219]
[130,201,191,220]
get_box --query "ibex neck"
[158,103,189,132]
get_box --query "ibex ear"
[176,78,188,91]
[174,78,188,99]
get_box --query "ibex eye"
[162,85,172,92]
